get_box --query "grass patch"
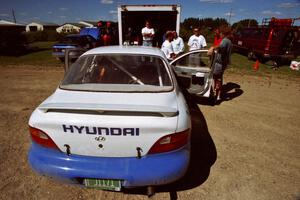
[0,41,63,67]
[0,50,61,66]
[228,53,300,77]
[28,41,57,50]
[0,41,299,77]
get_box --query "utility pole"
[12,9,16,23]
[228,8,232,25]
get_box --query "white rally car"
[28,46,215,193]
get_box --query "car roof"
[83,46,166,58]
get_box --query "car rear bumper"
[28,142,190,187]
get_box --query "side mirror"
[64,48,85,73]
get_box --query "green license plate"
[84,178,122,191]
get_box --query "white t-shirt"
[161,40,174,60]
[141,27,155,41]
[188,35,207,51]
[171,37,184,54]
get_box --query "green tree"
[232,19,258,31]
[180,17,229,42]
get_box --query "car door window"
[170,50,215,95]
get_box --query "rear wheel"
[272,60,279,70]
[247,51,255,61]
[258,56,269,64]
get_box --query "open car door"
[64,48,86,73]
[170,49,216,97]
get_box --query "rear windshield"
[60,54,173,92]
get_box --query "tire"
[208,87,216,106]
[247,51,255,61]
[258,56,269,64]
[272,60,279,69]
[59,57,65,63]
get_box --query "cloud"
[59,16,66,18]
[225,12,235,17]
[261,10,281,16]
[277,2,300,8]
[0,13,9,17]
[199,0,233,3]
[59,7,68,11]
[19,12,27,16]
[48,11,53,14]
[109,10,117,14]
[101,0,114,4]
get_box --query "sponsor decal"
[62,124,139,136]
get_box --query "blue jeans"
[142,40,153,46]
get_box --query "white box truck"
[117,4,181,46]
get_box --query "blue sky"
[0,0,299,25]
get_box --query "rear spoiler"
[38,103,179,117]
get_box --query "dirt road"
[0,65,299,200]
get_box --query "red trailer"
[233,17,300,67]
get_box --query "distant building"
[79,21,98,27]
[0,20,26,54]
[56,23,86,33]
[0,20,25,31]
[26,21,59,32]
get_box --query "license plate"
[84,178,122,191]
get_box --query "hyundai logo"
[95,136,106,142]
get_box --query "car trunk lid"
[29,90,178,157]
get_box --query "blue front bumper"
[28,142,190,187]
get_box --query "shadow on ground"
[124,90,217,199]
[221,82,244,102]
[194,82,243,106]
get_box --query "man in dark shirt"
[209,25,232,102]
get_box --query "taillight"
[148,129,190,154]
[29,126,58,149]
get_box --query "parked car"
[232,18,300,67]
[52,34,97,62]
[29,46,208,195]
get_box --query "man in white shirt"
[141,21,155,46]
[187,28,207,66]
[161,31,175,60]
[187,28,207,51]
[171,31,184,56]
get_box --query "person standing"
[161,31,175,61]
[209,25,232,102]
[171,31,184,57]
[187,28,207,66]
[141,20,155,46]
[187,28,207,51]
[213,28,222,46]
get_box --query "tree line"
[179,17,258,43]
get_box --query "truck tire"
[272,60,279,69]
[247,51,255,61]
